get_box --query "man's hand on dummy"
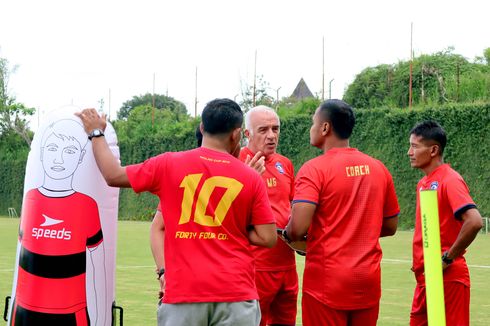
[75,108,107,134]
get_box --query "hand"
[75,108,107,134]
[158,274,166,299]
[442,261,450,271]
[245,151,266,175]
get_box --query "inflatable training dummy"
[7,106,119,326]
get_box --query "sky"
[1,0,489,130]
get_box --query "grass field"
[1,217,488,325]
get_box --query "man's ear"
[231,128,242,143]
[430,144,440,157]
[199,122,204,134]
[321,121,330,136]
[244,129,251,139]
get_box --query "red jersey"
[294,148,399,310]
[126,147,275,304]
[16,188,102,314]
[412,164,475,286]
[239,147,295,271]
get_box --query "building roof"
[291,78,314,99]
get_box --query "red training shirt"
[412,164,475,286]
[239,147,295,271]
[16,188,102,314]
[126,147,275,304]
[293,147,399,310]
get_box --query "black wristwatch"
[157,267,165,279]
[88,129,105,140]
[441,251,453,265]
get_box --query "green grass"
[1,218,489,325]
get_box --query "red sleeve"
[157,202,162,211]
[382,167,400,218]
[250,174,275,225]
[126,154,167,194]
[86,196,103,248]
[445,177,475,217]
[293,161,320,205]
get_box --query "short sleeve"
[126,154,167,194]
[86,196,103,248]
[293,162,320,205]
[445,177,475,219]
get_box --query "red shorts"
[255,269,298,326]
[302,292,379,326]
[410,281,470,326]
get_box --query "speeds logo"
[31,214,72,240]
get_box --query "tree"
[0,55,34,146]
[344,47,490,109]
[239,75,275,111]
[117,93,188,120]
[484,48,490,65]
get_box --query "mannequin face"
[41,133,85,180]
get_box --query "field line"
[383,258,490,269]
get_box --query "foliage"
[0,55,34,146]
[277,97,321,118]
[344,48,490,109]
[113,105,199,219]
[117,93,188,120]
[239,75,275,111]
[279,102,489,229]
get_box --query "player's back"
[157,147,274,303]
[297,147,398,309]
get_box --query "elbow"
[288,229,306,242]
[105,177,119,187]
[473,219,483,233]
[265,233,277,248]
[383,227,397,237]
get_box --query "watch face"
[89,129,104,139]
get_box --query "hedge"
[1,103,488,228]
[278,103,489,229]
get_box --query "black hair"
[201,98,243,135]
[195,125,203,147]
[318,99,355,139]
[410,120,447,154]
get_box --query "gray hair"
[244,106,280,134]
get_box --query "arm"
[286,202,316,241]
[444,208,483,267]
[88,244,107,326]
[150,209,166,299]
[75,109,130,188]
[380,215,398,237]
[248,223,277,248]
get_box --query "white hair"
[244,105,280,135]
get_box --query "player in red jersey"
[239,105,297,326]
[285,99,400,326]
[11,119,106,326]
[77,98,277,326]
[151,124,266,301]
[407,120,482,326]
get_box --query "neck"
[201,137,233,155]
[43,176,74,192]
[422,158,444,176]
[322,138,350,153]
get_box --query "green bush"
[279,103,489,229]
[1,103,488,227]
